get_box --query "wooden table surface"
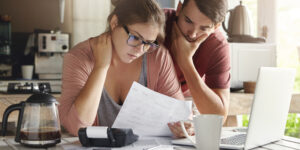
[1,131,300,150]
[1,94,300,149]
[228,92,300,115]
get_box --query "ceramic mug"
[21,65,34,80]
[180,114,223,150]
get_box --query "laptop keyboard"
[221,134,247,145]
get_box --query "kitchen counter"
[1,93,300,127]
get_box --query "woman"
[59,0,185,136]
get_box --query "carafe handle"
[1,101,25,143]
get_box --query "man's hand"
[93,32,113,69]
[168,121,194,138]
[170,22,208,64]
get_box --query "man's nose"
[187,29,198,40]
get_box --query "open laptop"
[172,67,296,149]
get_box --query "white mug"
[21,65,34,80]
[180,114,223,150]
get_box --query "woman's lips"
[127,53,137,59]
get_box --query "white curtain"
[72,0,111,45]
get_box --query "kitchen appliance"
[222,1,265,43]
[35,31,69,79]
[0,80,61,93]
[1,92,61,147]
[0,17,12,78]
[7,82,51,94]
[78,127,139,147]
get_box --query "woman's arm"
[74,33,112,125]
[59,33,112,135]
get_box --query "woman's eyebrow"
[131,30,156,43]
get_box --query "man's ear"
[176,0,183,16]
[110,15,119,30]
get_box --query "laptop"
[172,67,296,149]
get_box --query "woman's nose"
[134,44,144,53]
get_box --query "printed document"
[112,82,192,137]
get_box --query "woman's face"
[111,23,159,63]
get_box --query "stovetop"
[0,80,61,94]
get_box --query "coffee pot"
[1,92,61,147]
[223,0,252,37]
[222,1,265,43]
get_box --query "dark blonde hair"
[182,0,228,24]
[108,0,165,43]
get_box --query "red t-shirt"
[163,9,231,94]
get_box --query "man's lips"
[185,35,197,42]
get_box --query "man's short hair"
[182,0,228,24]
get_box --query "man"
[165,0,230,137]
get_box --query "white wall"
[258,0,277,43]
[156,0,179,8]
[72,0,111,46]
[0,0,73,33]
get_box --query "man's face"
[176,0,219,42]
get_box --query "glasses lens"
[127,35,142,46]
[126,32,159,53]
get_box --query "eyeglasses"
[123,25,159,53]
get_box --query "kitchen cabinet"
[229,43,277,88]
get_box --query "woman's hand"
[168,121,194,138]
[92,32,113,69]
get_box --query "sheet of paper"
[112,82,192,137]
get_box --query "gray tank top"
[97,54,147,127]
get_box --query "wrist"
[177,57,194,71]
[93,63,110,72]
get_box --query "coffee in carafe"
[1,93,61,147]
[20,127,61,146]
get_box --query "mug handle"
[180,120,196,145]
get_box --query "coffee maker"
[35,31,69,79]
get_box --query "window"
[277,0,300,92]
[243,0,258,37]
[237,0,300,138]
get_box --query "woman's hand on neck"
[92,32,113,70]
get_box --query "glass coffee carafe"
[1,93,61,147]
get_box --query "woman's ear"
[110,14,119,30]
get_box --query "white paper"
[112,82,192,137]
[86,126,108,138]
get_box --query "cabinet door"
[230,43,276,88]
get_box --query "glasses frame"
[123,25,159,53]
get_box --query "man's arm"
[170,22,230,120]
[179,59,230,120]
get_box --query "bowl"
[243,81,256,93]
